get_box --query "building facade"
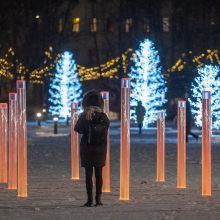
[0,0,220,118]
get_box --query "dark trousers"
[138,123,143,134]
[85,167,103,195]
[186,130,199,142]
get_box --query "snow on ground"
[0,121,220,220]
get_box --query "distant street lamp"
[42,108,47,121]
[36,112,42,126]
[35,15,40,19]
[53,117,59,134]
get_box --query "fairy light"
[168,49,220,74]
[189,64,220,129]
[48,51,82,118]
[129,38,167,127]
[4,46,220,84]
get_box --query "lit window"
[58,18,63,32]
[144,18,150,33]
[125,18,132,32]
[91,18,97,32]
[162,17,169,32]
[73,17,80,32]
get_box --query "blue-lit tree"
[49,51,82,118]
[189,64,220,129]
[129,39,167,127]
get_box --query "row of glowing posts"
[111,79,211,199]
[156,102,186,186]
[70,79,211,200]
[156,91,211,196]
[0,79,211,199]
[175,91,211,196]
[0,80,27,197]
[70,91,111,192]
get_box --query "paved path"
[0,122,220,220]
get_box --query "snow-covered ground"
[0,121,220,220]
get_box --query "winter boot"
[84,192,93,207]
[95,194,103,206]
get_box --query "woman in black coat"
[74,90,110,207]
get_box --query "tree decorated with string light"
[129,38,167,127]
[49,51,82,118]
[189,64,220,129]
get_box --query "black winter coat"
[74,111,110,167]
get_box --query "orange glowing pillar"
[17,80,28,197]
[100,91,110,192]
[71,102,80,180]
[8,93,18,190]
[202,91,211,196]
[177,100,186,188]
[0,103,8,183]
[120,78,130,200]
[156,112,165,182]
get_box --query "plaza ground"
[0,121,220,220]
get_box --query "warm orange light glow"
[120,78,130,200]
[0,103,8,183]
[156,112,165,182]
[8,93,18,190]
[177,100,186,188]
[73,17,80,32]
[100,91,110,192]
[202,91,211,196]
[71,102,80,180]
[17,80,28,197]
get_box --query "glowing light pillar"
[177,100,186,188]
[120,78,130,200]
[100,91,110,192]
[17,80,28,197]
[156,112,165,182]
[0,103,8,183]
[202,91,211,196]
[8,93,18,190]
[71,102,79,180]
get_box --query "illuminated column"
[100,91,110,192]
[8,93,18,190]
[202,91,211,196]
[17,80,28,197]
[120,78,130,200]
[0,103,8,183]
[177,100,186,188]
[156,112,165,182]
[71,102,79,180]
